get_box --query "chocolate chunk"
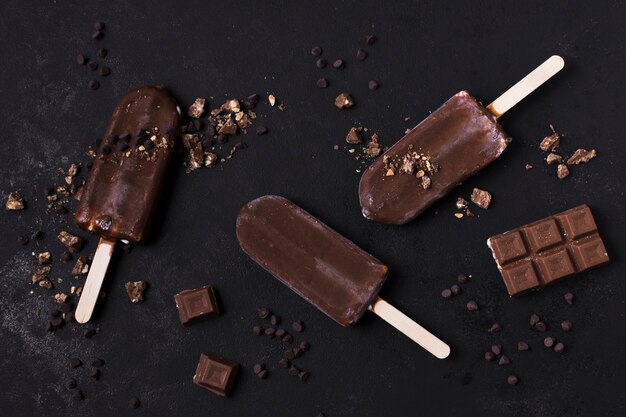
[517,341,529,351]
[292,321,304,332]
[457,274,468,284]
[543,336,555,348]
[507,375,519,385]
[99,66,110,77]
[441,288,452,299]
[88,79,100,90]
[193,353,239,397]
[125,281,146,303]
[264,327,276,337]
[65,378,77,389]
[97,48,108,58]
[356,49,368,61]
[487,205,608,297]
[557,163,570,179]
[546,153,562,165]
[92,30,103,40]
[89,368,100,380]
[88,61,98,71]
[298,371,310,381]
[346,127,363,144]
[471,188,492,209]
[5,192,25,210]
[278,358,290,368]
[255,125,268,136]
[174,286,220,325]
[76,54,87,65]
[498,355,510,365]
[311,46,322,56]
[534,322,547,332]
[488,323,502,333]
[491,344,502,355]
[567,148,597,165]
[564,292,574,305]
[450,284,461,295]
[94,22,105,31]
[316,78,329,89]
[334,92,354,109]
[253,363,264,375]
[368,80,380,91]
[282,334,293,343]
[365,34,377,45]
[17,235,29,245]
[316,58,327,68]
[554,342,565,353]
[70,357,82,368]
[561,320,573,331]
[92,358,104,368]
[539,127,560,151]
[270,314,280,326]
[332,59,345,69]
[128,397,141,409]
[257,307,270,319]
[484,351,495,361]
[466,300,478,311]
[252,326,263,336]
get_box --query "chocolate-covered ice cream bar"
[74,85,180,323]
[487,205,609,296]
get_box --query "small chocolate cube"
[174,286,219,325]
[193,353,239,397]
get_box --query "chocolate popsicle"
[74,85,181,323]
[236,195,450,359]
[359,56,565,225]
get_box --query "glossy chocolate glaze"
[359,91,510,225]
[236,196,388,327]
[74,85,180,243]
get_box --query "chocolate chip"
[450,284,461,295]
[288,366,300,376]
[517,341,529,351]
[293,347,303,358]
[128,397,141,409]
[529,314,541,327]
[278,358,290,368]
[257,307,270,319]
[561,320,573,331]
[507,375,519,385]
[92,30,103,40]
[292,321,304,332]
[311,46,322,56]
[534,322,547,332]
[564,292,574,305]
[76,54,87,65]
[88,79,100,90]
[17,235,29,245]
[367,80,380,91]
[298,371,310,382]
[270,314,280,326]
[441,288,452,299]
[316,78,329,89]
[89,368,100,380]
[275,328,286,337]
[553,342,565,353]
[71,388,84,400]
[252,326,263,336]
[316,58,327,68]
[466,300,478,311]
[484,351,495,361]
[488,323,502,333]
[264,327,276,338]
[257,369,268,379]
[91,358,104,368]
[299,340,310,351]
[99,66,110,77]
[255,125,268,136]
[491,344,502,355]
[31,230,44,240]
[88,61,98,71]
[65,378,77,389]
[61,251,73,263]
[498,355,510,365]
[365,34,377,45]
[282,334,293,343]
[94,22,105,31]
[97,48,108,58]
[543,337,555,348]
[332,59,344,69]
[70,357,82,368]
[356,49,368,61]
[253,363,264,375]
[284,350,295,360]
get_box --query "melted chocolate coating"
[74,85,180,243]
[359,91,510,225]
[236,196,388,327]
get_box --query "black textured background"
[1,1,625,416]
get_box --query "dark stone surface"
[0,1,624,416]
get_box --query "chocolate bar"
[193,353,239,397]
[174,286,220,325]
[487,205,609,296]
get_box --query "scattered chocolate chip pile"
[537,125,597,180]
[252,307,313,383]
[382,144,438,189]
[75,22,112,90]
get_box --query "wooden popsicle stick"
[487,55,565,119]
[369,297,451,359]
[75,237,116,324]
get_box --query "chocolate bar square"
[487,205,609,296]
[174,286,219,325]
[193,353,239,397]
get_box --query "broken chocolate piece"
[334,92,354,109]
[5,192,25,210]
[125,281,147,303]
[174,285,220,325]
[557,163,570,179]
[539,126,561,151]
[346,127,363,144]
[71,256,89,275]
[188,98,206,118]
[567,148,597,165]
[471,188,492,209]
[58,231,84,253]
[193,353,239,397]
[546,153,563,165]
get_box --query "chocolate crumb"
[5,192,25,210]
[556,163,570,179]
[334,92,354,109]
[188,98,206,118]
[125,281,147,303]
[539,125,560,151]
[546,153,563,165]
[470,188,492,209]
[71,256,89,276]
[346,127,363,144]
[567,148,597,165]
